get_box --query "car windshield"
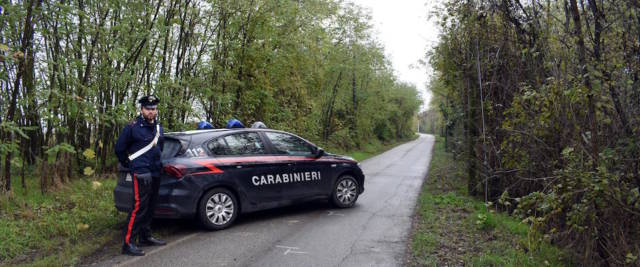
[264,132,313,156]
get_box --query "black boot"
[139,235,167,246]
[122,243,145,256]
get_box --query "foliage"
[427,0,640,265]
[44,143,75,165]
[408,137,570,266]
[0,0,421,193]
[0,176,120,266]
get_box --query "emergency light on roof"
[251,121,267,128]
[226,119,245,129]
[197,121,214,129]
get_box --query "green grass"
[0,136,416,266]
[0,174,122,266]
[408,136,573,266]
[330,134,419,162]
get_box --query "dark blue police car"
[114,128,365,230]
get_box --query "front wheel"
[331,175,359,208]
[198,188,239,230]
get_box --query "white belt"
[128,124,160,161]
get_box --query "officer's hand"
[118,162,130,170]
[137,173,153,186]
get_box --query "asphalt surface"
[95,134,434,267]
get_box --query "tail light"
[164,164,187,179]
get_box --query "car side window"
[207,138,229,156]
[208,132,266,156]
[264,132,313,156]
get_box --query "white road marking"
[275,245,308,255]
[327,211,344,216]
[287,220,300,225]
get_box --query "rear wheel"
[331,175,359,208]
[198,188,238,230]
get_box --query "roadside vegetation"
[0,176,120,266]
[0,1,421,265]
[0,138,412,266]
[330,134,419,162]
[0,0,420,193]
[422,1,640,265]
[409,137,572,266]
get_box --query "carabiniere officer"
[114,95,167,256]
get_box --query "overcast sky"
[348,0,441,111]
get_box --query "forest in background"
[426,0,640,265]
[0,0,422,194]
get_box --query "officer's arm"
[114,125,132,167]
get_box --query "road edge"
[403,134,436,266]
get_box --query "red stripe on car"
[193,160,224,174]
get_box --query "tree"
[427,0,640,264]
[0,0,421,196]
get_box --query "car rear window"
[162,138,183,159]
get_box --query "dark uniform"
[115,95,167,256]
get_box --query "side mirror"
[314,148,325,158]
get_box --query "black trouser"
[124,172,160,245]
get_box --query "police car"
[114,128,365,230]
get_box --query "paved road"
[96,134,434,267]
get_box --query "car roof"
[167,128,231,136]
[165,128,316,147]
[166,128,278,141]
[166,128,277,136]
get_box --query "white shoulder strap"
[128,124,161,161]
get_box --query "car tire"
[331,175,359,208]
[198,188,239,230]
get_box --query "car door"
[114,136,187,213]
[262,131,328,197]
[206,132,279,206]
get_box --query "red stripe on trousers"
[125,173,140,244]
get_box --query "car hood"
[324,153,357,164]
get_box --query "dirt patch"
[78,218,199,266]
[77,231,123,266]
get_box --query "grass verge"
[0,176,122,266]
[0,136,416,266]
[407,136,573,266]
[330,133,419,162]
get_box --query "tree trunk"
[234,1,255,114]
[465,77,478,196]
[24,18,41,165]
[322,71,343,143]
[568,0,599,168]
[350,52,358,145]
[3,0,40,193]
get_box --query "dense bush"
[427,0,640,265]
